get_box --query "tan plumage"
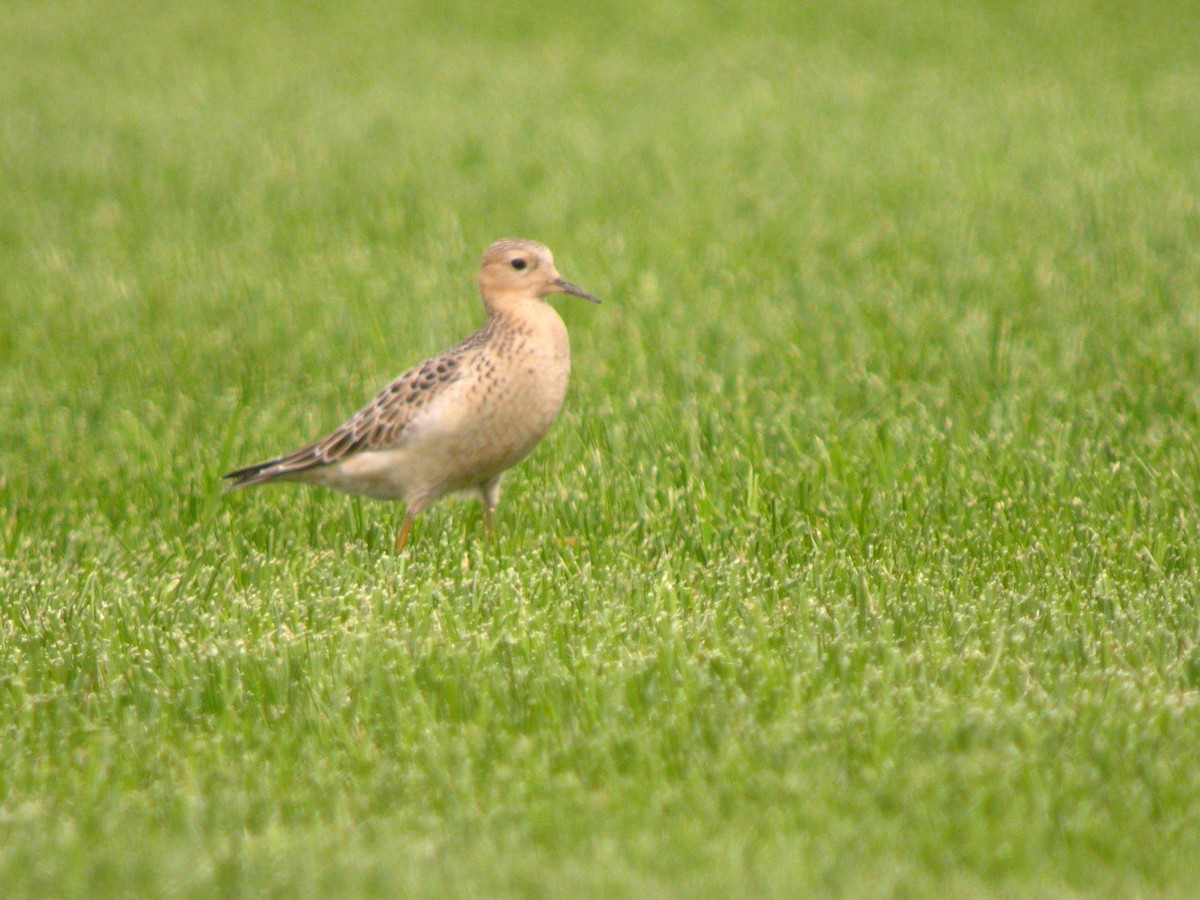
[223,239,600,550]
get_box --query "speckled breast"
[456,308,571,480]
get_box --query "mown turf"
[2,0,1200,895]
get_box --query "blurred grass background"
[2,0,1200,895]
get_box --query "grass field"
[3,0,1200,895]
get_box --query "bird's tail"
[222,460,280,491]
[221,448,323,492]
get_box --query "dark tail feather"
[222,448,322,491]
[222,460,281,491]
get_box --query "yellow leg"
[483,505,495,541]
[394,513,414,553]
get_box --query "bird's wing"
[223,338,478,488]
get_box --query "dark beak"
[554,277,602,304]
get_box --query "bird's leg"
[394,512,415,553]
[479,476,502,543]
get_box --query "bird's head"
[479,239,601,309]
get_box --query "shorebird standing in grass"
[223,239,600,551]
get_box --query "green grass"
[3,0,1200,895]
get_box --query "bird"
[223,238,600,552]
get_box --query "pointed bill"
[554,277,602,304]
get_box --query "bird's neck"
[484,294,550,325]
[485,297,568,356]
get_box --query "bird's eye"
[511,258,527,271]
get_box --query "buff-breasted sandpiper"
[223,239,600,551]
